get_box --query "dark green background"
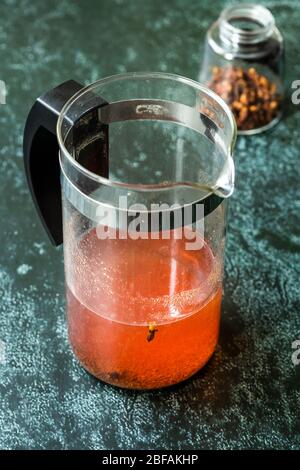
[0,0,299,450]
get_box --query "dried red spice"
[208,66,282,131]
[147,323,158,342]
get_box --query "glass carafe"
[24,72,236,389]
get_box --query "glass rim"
[219,3,275,45]
[57,71,236,194]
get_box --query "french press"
[24,73,236,389]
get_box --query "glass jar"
[199,3,284,134]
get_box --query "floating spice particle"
[109,371,122,381]
[147,323,158,342]
[208,65,282,131]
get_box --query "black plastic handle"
[23,80,84,246]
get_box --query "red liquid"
[66,230,222,389]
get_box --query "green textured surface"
[0,0,299,450]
